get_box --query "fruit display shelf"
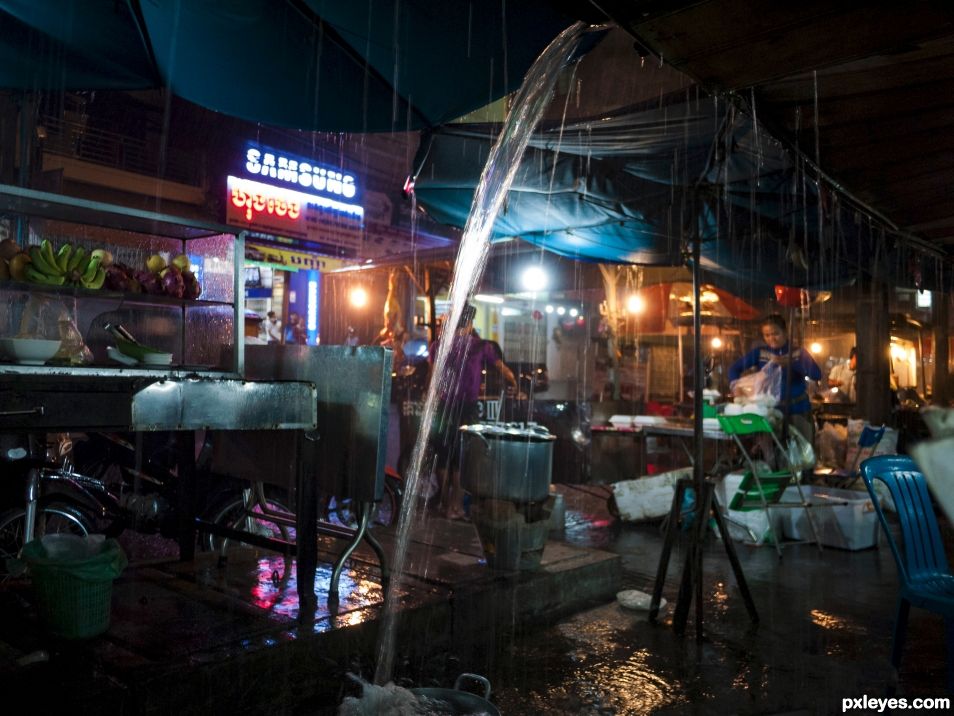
[0,278,232,307]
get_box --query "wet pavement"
[0,482,950,715]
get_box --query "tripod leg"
[649,478,688,622]
[693,482,714,642]
[709,484,759,623]
[672,528,696,635]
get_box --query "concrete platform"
[0,514,620,715]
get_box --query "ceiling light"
[520,265,548,292]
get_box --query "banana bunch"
[26,240,106,289]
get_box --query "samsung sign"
[242,143,360,202]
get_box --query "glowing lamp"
[626,294,645,314]
[521,265,548,292]
[349,287,369,308]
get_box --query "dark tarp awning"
[411,87,951,296]
[0,0,579,132]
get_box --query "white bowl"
[1,338,62,365]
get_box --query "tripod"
[648,238,759,637]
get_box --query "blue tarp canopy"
[412,93,949,295]
[0,0,579,132]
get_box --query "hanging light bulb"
[349,286,368,308]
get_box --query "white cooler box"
[779,485,880,550]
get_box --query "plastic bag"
[14,534,127,581]
[731,361,782,406]
[784,425,816,471]
[754,361,783,404]
[730,372,761,400]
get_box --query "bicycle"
[0,432,244,576]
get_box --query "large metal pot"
[410,673,499,716]
[460,423,555,502]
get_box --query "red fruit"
[135,269,163,295]
[160,265,184,298]
[182,270,202,300]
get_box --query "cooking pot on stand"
[410,673,499,716]
[459,423,555,503]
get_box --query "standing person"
[264,311,282,344]
[428,304,518,520]
[284,313,307,345]
[728,313,821,442]
[828,347,858,403]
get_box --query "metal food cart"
[0,185,391,618]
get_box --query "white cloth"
[829,362,856,402]
[264,318,282,343]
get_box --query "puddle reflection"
[244,555,383,621]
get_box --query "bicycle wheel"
[326,475,402,529]
[200,490,294,553]
[0,504,92,577]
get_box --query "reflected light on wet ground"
[493,605,685,714]
[237,554,383,622]
[810,608,868,658]
[565,507,616,548]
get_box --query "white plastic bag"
[755,361,783,404]
[784,425,816,471]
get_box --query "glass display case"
[0,184,246,375]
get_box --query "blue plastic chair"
[823,424,886,488]
[860,454,954,693]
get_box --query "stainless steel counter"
[0,365,317,431]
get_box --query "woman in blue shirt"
[729,313,821,440]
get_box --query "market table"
[592,418,736,477]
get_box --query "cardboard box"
[779,485,880,550]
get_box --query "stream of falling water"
[373,20,593,686]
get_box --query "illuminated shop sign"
[227,175,364,251]
[242,142,359,201]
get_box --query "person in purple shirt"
[428,303,517,519]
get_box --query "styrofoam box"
[612,467,692,522]
[779,485,880,550]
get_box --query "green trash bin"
[19,535,128,639]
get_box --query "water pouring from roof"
[373,20,596,686]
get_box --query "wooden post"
[933,291,951,405]
[855,283,892,424]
